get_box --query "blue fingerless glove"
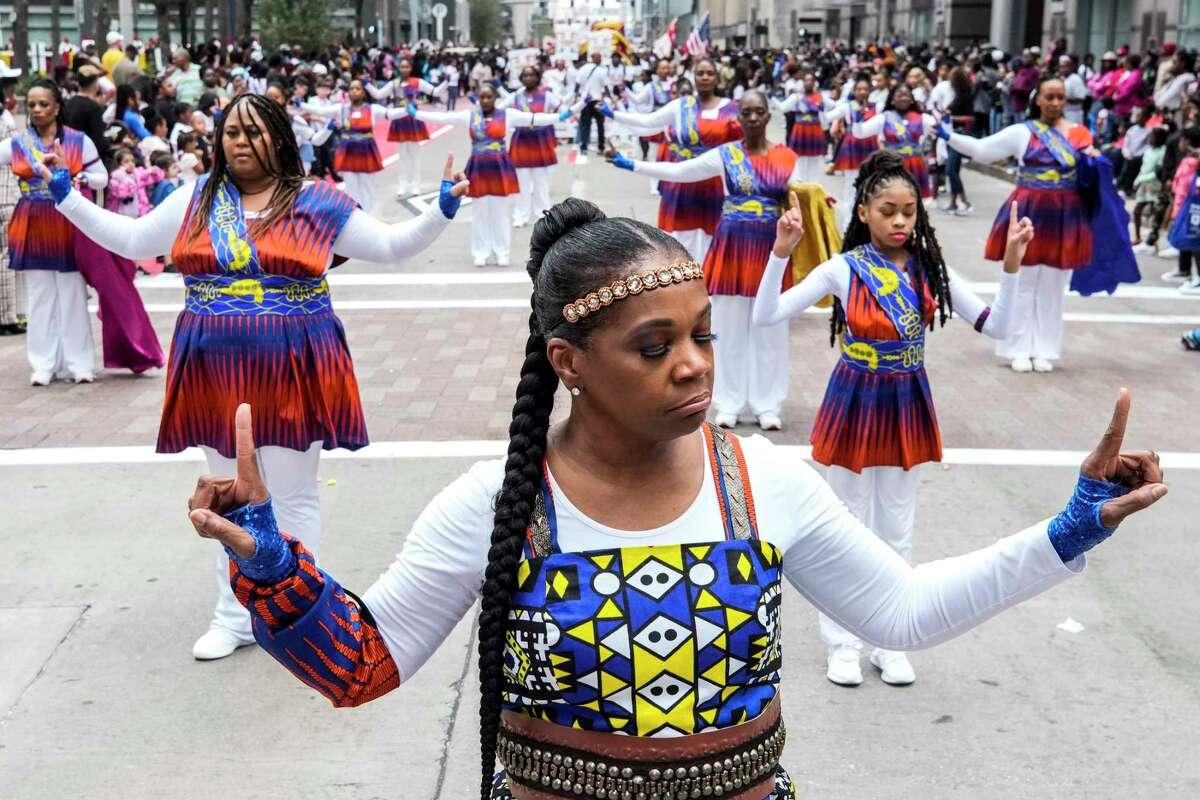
[611,151,635,171]
[224,498,295,583]
[1046,473,1129,562]
[600,102,615,119]
[558,108,571,121]
[49,168,73,204]
[439,178,462,218]
[936,119,953,141]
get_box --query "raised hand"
[1002,200,1034,273]
[439,153,469,218]
[605,143,634,171]
[186,403,266,559]
[772,191,805,257]
[1082,388,1167,528]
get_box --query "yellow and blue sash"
[840,244,926,374]
[884,110,920,155]
[796,95,821,122]
[1019,120,1078,188]
[15,130,54,199]
[207,177,261,276]
[470,109,504,153]
[718,142,781,221]
[674,95,702,148]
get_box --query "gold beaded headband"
[562,261,704,324]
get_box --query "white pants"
[394,142,421,195]
[342,172,377,215]
[513,167,551,226]
[995,264,1071,361]
[202,442,323,639]
[671,229,713,264]
[794,156,824,184]
[24,269,94,379]
[819,464,918,651]
[711,295,789,419]
[472,195,513,263]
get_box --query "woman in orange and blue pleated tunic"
[609,58,743,262]
[367,57,447,197]
[942,74,1112,373]
[496,66,560,228]
[774,71,832,182]
[610,91,801,431]
[850,84,937,198]
[825,77,879,225]
[754,150,1032,686]
[44,93,468,661]
[309,79,407,213]
[413,85,564,266]
[0,79,108,385]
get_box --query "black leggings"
[1180,250,1194,278]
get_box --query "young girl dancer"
[310,79,407,213]
[609,91,800,431]
[411,84,566,267]
[774,71,832,181]
[605,58,743,262]
[367,57,446,198]
[187,198,1162,800]
[753,151,1031,687]
[850,84,937,197]
[497,66,560,228]
[38,94,469,660]
[0,79,107,385]
[940,75,1107,373]
[825,76,879,225]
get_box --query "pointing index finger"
[1097,388,1131,459]
[234,403,261,484]
[443,153,454,180]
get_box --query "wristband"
[438,178,462,218]
[611,151,635,171]
[49,168,73,204]
[936,120,952,141]
[1046,472,1129,562]
[600,101,615,119]
[223,498,295,583]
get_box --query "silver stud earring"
[570,387,582,397]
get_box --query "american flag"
[684,12,709,57]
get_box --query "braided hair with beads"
[831,149,953,347]
[474,198,689,800]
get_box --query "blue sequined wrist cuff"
[1047,473,1129,562]
[223,498,295,583]
[438,179,462,219]
[49,168,73,204]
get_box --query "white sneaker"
[1010,356,1033,373]
[826,646,863,686]
[1132,242,1156,254]
[496,253,511,267]
[72,372,95,384]
[953,203,975,216]
[473,257,488,268]
[1181,280,1200,295]
[756,413,782,431]
[870,649,915,686]
[1158,246,1181,259]
[1161,269,1191,282]
[512,219,527,228]
[192,627,255,661]
[30,372,52,387]
[1031,357,1054,373]
[713,413,738,429]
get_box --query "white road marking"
[0,442,1195,469]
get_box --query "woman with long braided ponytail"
[34,92,469,660]
[754,149,1030,687]
[185,195,1164,799]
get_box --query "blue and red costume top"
[386,77,431,143]
[643,81,673,145]
[161,178,365,458]
[508,88,559,169]
[466,110,521,198]
[881,110,932,198]
[7,126,88,272]
[334,104,384,174]
[704,142,797,298]
[658,97,743,236]
[787,93,826,158]
[985,121,1094,270]
[832,102,878,173]
[811,244,941,473]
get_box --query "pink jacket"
[105,165,164,217]
[1112,68,1146,116]
[1172,154,1198,216]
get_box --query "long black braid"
[832,149,952,346]
[475,198,688,800]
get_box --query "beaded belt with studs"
[497,714,785,799]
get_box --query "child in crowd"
[149,151,182,208]
[1131,126,1169,253]
[175,132,205,183]
[138,114,171,161]
[169,102,194,149]
[1162,127,1200,283]
[105,148,163,218]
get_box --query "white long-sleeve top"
[412,108,562,131]
[774,93,835,127]
[52,180,453,266]
[612,97,735,136]
[305,101,403,123]
[1154,71,1195,112]
[752,251,1018,340]
[495,87,561,114]
[851,111,939,142]
[945,122,1094,165]
[629,145,805,185]
[366,78,442,104]
[823,98,885,125]
[361,432,1082,682]
[0,135,108,190]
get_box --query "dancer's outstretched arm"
[606,144,723,182]
[942,121,1029,162]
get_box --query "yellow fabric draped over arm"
[786,182,842,308]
